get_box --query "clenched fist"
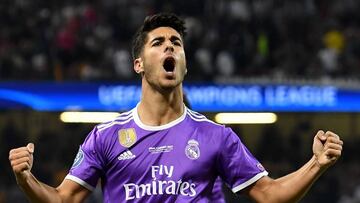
[9,143,35,184]
[313,130,343,169]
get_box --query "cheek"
[145,52,162,68]
[143,53,158,68]
[179,53,187,70]
[143,59,160,79]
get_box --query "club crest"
[118,128,137,148]
[185,139,200,160]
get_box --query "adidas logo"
[118,150,136,160]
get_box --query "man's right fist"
[9,143,35,183]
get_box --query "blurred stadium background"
[1,0,360,202]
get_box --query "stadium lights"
[59,111,277,124]
[214,113,277,124]
[60,112,120,123]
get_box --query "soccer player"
[9,13,343,203]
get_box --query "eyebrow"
[170,36,182,43]
[150,35,182,44]
[150,37,165,44]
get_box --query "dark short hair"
[131,13,187,60]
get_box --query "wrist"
[311,155,328,173]
[16,171,32,187]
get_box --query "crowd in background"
[0,0,360,82]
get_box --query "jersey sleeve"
[217,127,268,193]
[65,127,105,191]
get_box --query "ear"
[134,58,144,74]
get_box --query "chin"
[159,80,181,91]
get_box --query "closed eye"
[150,37,165,47]
[152,41,162,46]
[170,36,182,47]
[173,41,182,46]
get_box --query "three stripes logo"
[118,150,136,160]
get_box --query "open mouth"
[163,57,176,72]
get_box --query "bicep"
[240,176,276,203]
[56,179,91,203]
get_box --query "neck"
[137,82,184,126]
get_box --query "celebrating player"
[9,13,343,203]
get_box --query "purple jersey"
[66,105,268,202]
[211,177,225,202]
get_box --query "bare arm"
[242,130,343,203]
[9,143,91,203]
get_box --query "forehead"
[146,27,182,42]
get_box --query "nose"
[164,41,174,53]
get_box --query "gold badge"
[118,128,137,148]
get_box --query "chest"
[105,128,218,182]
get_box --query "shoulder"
[186,108,241,143]
[185,108,227,132]
[95,109,135,135]
[186,108,220,125]
[81,109,135,151]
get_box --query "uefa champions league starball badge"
[72,147,84,168]
[185,139,200,160]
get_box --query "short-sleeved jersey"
[66,105,268,202]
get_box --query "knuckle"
[10,160,17,167]
[328,137,337,143]
[13,165,21,172]
[330,142,338,147]
[25,157,30,163]
[23,151,30,157]
[9,150,16,157]
[327,130,336,135]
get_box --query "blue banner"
[0,82,359,112]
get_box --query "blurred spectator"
[216,50,235,78]
[194,47,213,79]
[113,48,133,79]
[318,28,345,77]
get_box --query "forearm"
[247,130,342,203]
[269,156,325,203]
[277,155,324,183]
[17,172,63,203]
[10,144,88,202]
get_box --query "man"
[9,13,343,203]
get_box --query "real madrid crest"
[185,139,200,160]
[118,128,137,148]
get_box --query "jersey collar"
[133,103,187,131]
